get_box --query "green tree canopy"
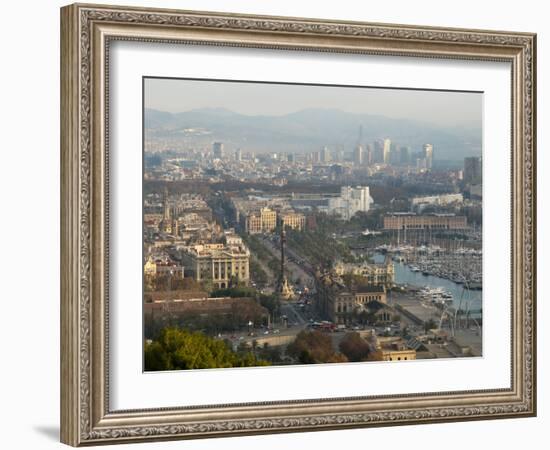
[144,328,270,371]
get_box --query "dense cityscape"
[143,87,483,371]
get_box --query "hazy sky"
[144,77,482,128]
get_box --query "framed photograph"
[60,3,536,446]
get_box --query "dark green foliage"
[256,343,283,364]
[258,293,280,315]
[144,328,270,371]
[286,227,355,268]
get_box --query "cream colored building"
[369,337,417,362]
[371,348,417,362]
[143,255,185,277]
[144,257,157,276]
[182,241,250,288]
[244,207,277,234]
[329,287,387,324]
[279,211,306,231]
[333,260,395,288]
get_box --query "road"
[251,253,276,293]
[281,301,307,326]
[258,236,315,289]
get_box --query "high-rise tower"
[373,140,384,163]
[383,138,392,164]
[464,156,482,184]
[212,142,224,159]
[353,145,364,165]
[423,144,434,169]
[400,146,411,166]
[320,146,331,163]
[235,148,242,161]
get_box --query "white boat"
[362,228,382,236]
[418,287,453,305]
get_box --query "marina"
[375,244,482,286]
[372,252,483,315]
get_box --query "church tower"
[162,187,171,220]
[159,187,172,234]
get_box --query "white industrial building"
[327,186,374,220]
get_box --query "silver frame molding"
[60,3,536,446]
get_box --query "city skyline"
[143,79,483,372]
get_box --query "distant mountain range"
[144,107,482,161]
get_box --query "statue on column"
[277,217,294,301]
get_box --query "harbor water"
[373,253,483,314]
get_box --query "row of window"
[200,269,248,279]
[387,356,411,361]
[355,295,384,302]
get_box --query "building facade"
[244,207,277,234]
[383,213,468,230]
[367,336,417,361]
[158,188,174,234]
[182,241,250,288]
[329,287,387,324]
[279,211,306,231]
[370,347,417,362]
[333,260,395,288]
[144,292,268,324]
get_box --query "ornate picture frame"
[60,3,536,446]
